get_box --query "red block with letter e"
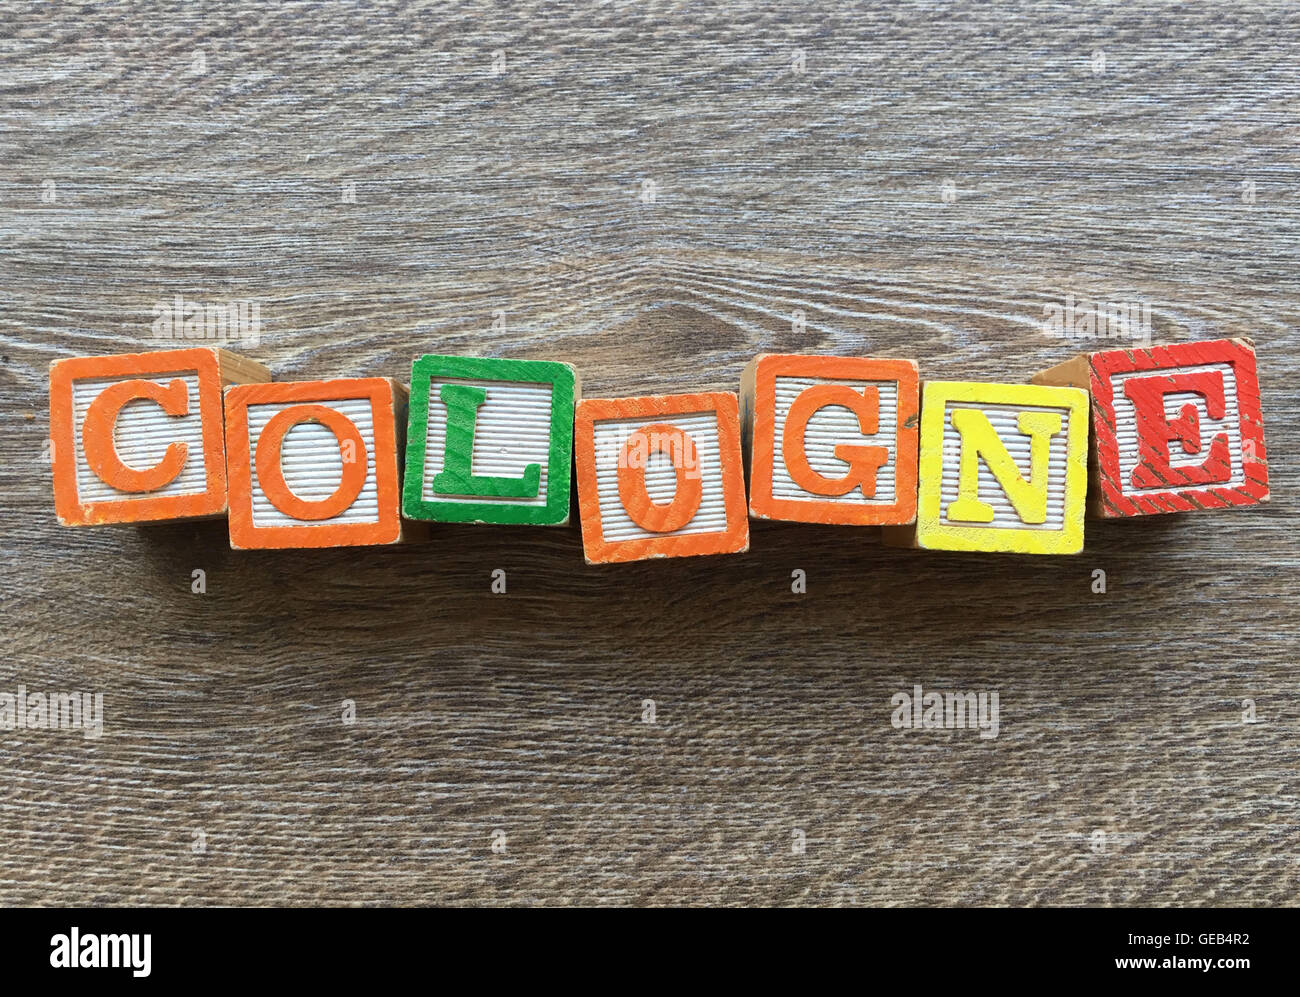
[1035,338,1268,516]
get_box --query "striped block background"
[591,411,726,542]
[770,376,900,505]
[246,397,380,529]
[938,401,1073,531]
[421,378,555,508]
[71,372,208,504]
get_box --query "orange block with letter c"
[49,347,271,526]
[744,354,919,525]
[224,378,409,549]
[575,392,749,564]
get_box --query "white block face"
[938,402,1072,531]
[770,376,899,504]
[591,411,727,542]
[1109,362,1244,495]
[421,378,554,506]
[246,397,379,527]
[72,372,207,503]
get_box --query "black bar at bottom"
[0,907,1279,984]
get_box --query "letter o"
[255,404,366,521]
[617,423,702,533]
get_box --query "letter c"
[83,378,190,492]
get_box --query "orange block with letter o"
[49,347,270,526]
[224,378,409,549]
[575,392,749,564]
[744,354,919,525]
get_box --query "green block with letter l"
[402,355,578,525]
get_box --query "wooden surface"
[3,1,1298,906]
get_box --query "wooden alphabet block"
[882,381,1089,554]
[224,378,408,549]
[743,353,919,525]
[574,392,749,563]
[49,347,270,526]
[1033,338,1268,516]
[402,355,578,525]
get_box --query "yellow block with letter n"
[883,381,1090,555]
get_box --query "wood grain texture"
[2,0,1298,906]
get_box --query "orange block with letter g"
[743,354,919,525]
